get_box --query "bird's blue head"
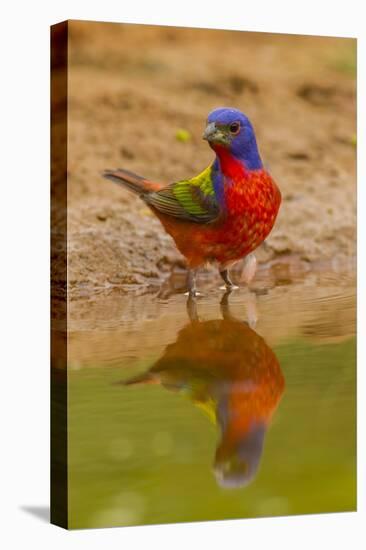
[203,107,263,170]
[214,421,266,489]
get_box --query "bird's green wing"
[145,164,220,223]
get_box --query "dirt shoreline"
[63,22,356,298]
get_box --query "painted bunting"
[104,107,281,294]
[122,293,285,489]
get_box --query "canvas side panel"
[50,20,68,530]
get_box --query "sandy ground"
[63,21,356,298]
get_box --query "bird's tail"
[103,168,163,196]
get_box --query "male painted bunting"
[122,292,285,489]
[104,107,281,295]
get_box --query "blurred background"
[66,21,356,295]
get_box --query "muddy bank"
[64,22,356,298]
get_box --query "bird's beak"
[203,122,229,145]
[202,122,217,141]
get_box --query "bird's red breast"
[154,165,281,268]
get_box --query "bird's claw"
[184,290,202,297]
[219,284,239,291]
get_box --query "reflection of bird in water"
[122,292,285,489]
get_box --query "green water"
[67,278,356,529]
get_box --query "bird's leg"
[186,268,198,297]
[219,268,238,290]
[241,253,257,285]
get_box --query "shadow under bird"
[121,293,285,489]
[104,107,281,295]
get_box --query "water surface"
[67,266,356,528]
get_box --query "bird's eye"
[229,122,240,135]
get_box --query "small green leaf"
[175,128,191,143]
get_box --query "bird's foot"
[186,269,201,297]
[219,284,239,291]
[184,289,203,297]
[219,268,239,291]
